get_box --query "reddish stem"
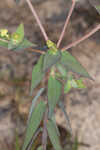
[26,0,49,41]
[61,24,100,51]
[57,0,76,48]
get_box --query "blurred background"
[0,0,100,150]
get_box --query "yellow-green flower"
[11,32,20,44]
[0,29,8,37]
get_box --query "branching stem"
[57,0,76,48]
[25,0,49,41]
[61,24,100,51]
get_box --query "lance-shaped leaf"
[43,50,61,72]
[60,51,91,78]
[28,88,44,121]
[8,23,24,50]
[22,101,46,150]
[12,38,35,51]
[51,115,60,137]
[15,23,24,43]
[58,101,72,135]
[64,80,72,93]
[47,120,62,150]
[0,40,8,48]
[48,76,62,118]
[30,55,44,95]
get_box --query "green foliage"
[56,63,68,78]
[0,40,8,48]
[58,101,72,134]
[0,2,95,149]
[22,101,46,150]
[48,75,62,118]
[28,88,44,121]
[0,24,35,50]
[37,145,43,150]
[43,50,61,72]
[8,23,24,49]
[13,38,34,51]
[51,115,60,137]
[64,75,86,93]
[30,55,44,95]
[60,51,91,78]
[46,40,58,54]
[47,119,62,150]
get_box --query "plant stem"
[42,108,48,150]
[61,24,100,51]
[25,0,49,41]
[57,0,76,48]
[28,48,45,54]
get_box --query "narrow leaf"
[58,101,72,135]
[13,38,36,51]
[0,40,8,48]
[48,76,62,118]
[28,88,44,121]
[47,120,62,150]
[15,23,24,43]
[60,51,91,78]
[30,55,44,95]
[43,51,61,72]
[64,80,72,93]
[22,101,46,150]
[51,115,60,137]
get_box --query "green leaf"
[58,101,72,135]
[64,80,72,93]
[30,55,44,95]
[47,120,62,150]
[8,23,24,50]
[28,88,44,121]
[12,38,35,51]
[0,40,8,48]
[43,51,61,72]
[8,40,17,49]
[48,75,62,118]
[51,115,60,137]
[56,63,67,77]
[37,145,43,150]
[15,23,24,43]
[71,79,78,88]
[60,51,91,78]
[75,79,86,89]
[22,101,46,150]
